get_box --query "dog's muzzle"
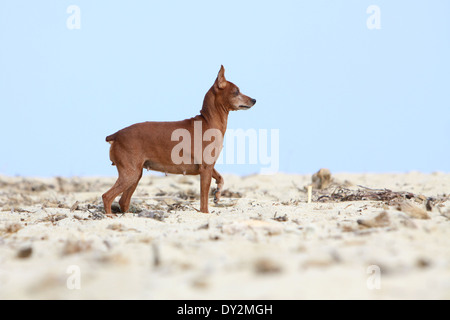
[238,98,256,110]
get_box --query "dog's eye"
[234,89,240,96]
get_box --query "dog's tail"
[105,133,117,144]
[105,133,117,166]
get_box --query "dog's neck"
[199,88,229,135]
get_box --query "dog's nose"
[251,98,256,105]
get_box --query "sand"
[0,171,449,299]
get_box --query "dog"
[102,66,256,214]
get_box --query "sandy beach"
[0,171,449,299]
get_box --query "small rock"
[137,210,166,221]
[254,258,282,274]
[70,201,79,212]
[311,168,332,190]
[398,201,430,220]
[107,223,127,231]
[17,246,32,259]
[272,214,288,222]
[357,211,390,228]
[4,223,22,233]
[61,240,92,256]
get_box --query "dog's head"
[213,65,256,111]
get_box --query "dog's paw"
[213,188,221,204]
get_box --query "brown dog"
[102,66,256,214]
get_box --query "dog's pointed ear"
[216,65,227,89]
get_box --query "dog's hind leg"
[119,170,143,213]
[102,165,142,215]
[212,168,224,204]
[102,179,126,215]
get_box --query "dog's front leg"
[199,168,212,213]
[212,168,224,204]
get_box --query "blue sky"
[0,1,449,177]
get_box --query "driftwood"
[315,185,445,208]
[317,185,414,203]
[304,168,448,212]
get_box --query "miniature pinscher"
[102,66,256,214]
